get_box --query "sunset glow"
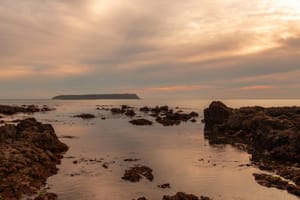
[0,0,299,98]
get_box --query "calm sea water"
[1,99,300,200]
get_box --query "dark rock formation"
[253,173,300,194]
[129,119,153,126]
[125,110,136,117]
[162,192,212,200]
[111,108,124,114]
[140,106,150,113]
[204,101,300,196]
[122,165,154,182]
[139,105,199,126]
[0,105,54,115]
[34,192,58,200]
[0,118,68,199]
[203,101,232,130]
[73,113,96,119]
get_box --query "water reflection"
[1,99,299,200]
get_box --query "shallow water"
[1,99,300,200]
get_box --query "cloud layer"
[0,0,300,98]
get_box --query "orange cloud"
[125,85,210,93]
[0,65,92,79]
[239,85,277,91]
[0,67,34,79]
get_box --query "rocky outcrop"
[0,118,68,200]
[204,101,300,196]
[203,101,232,130]
[106,105,199,126]
[0,105,54,115]
[141,106,199,126]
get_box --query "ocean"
[1,99,299,200]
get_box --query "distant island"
[52,94,140,100]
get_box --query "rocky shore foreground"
[204,101,300,196]
[0,118,68,200]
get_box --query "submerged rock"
[0,118,68,199]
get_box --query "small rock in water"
[158,183,171,189]
[129,119,153,126]
[162,192,212,200]
[34,192,58,200]
[125,110,136,117]
[73,113,96,119]
[124,158,141,162]
[102,163,109,169]
[122,165,154,182]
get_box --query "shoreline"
[0,116,68,200]
[1,101,299,199]
[204,101,300,197]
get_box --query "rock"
[203,101,300,197]
[129,119,153,126]
[140,106,150,113]
[189,112,199,117]
[158,183,171,188]
[133,197,148,200]
[34,192,58,200]
[203,101,232,129]
[253,173,300,197]
[253,173,289,190]
[122,165,154,182]
[124,158,140,162]
[73,113,95,119]
[102,163,109,169]
[156,116,180,126]
[0,118,68,199]
[59,135,78,139]
[0,104,54,115]
[125,110,136,117]
[190,119,197,123]
[162,192,212,200]
[139,105,199,126]
[111,108,123,114]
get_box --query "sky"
[0,0,300,99]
